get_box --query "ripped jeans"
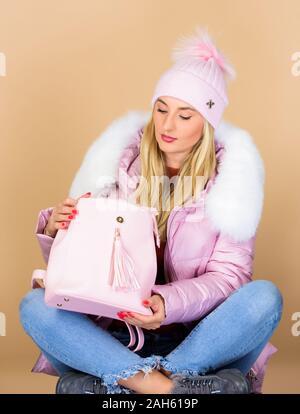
[19,280,283,394]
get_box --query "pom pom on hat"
[171,25,236,82]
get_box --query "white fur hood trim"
[207,121,265,241]
[69,110,265,242]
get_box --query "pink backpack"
[32,196,160,352]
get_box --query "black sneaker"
[170,368,251,394]
[55,371,130,394]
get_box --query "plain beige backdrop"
[0,0,299,393]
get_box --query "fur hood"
[69,110,265,242]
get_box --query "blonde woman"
[19,27,282,394]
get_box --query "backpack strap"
[124,321,137,348]
[124,322,145,352]
[132,326,145,352]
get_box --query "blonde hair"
[133,113,217,242]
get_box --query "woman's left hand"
[117,294,166,330]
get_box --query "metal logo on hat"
[206,99,215,109]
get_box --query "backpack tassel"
[110,227,141,292]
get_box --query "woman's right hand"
[43,191,92,237]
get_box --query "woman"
[19,27,283,394]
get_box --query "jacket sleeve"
[151,232,256,326]
[34,207,55,264]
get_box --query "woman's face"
[153,96,205,167]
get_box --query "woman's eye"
[156,108,191,120]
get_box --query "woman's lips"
[161,134,177,143]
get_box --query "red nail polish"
[68,215,74,219]
[72,209,78,214]
[61,222,66,227]
[143,300,149,305]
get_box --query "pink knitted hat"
[150,26,236,129]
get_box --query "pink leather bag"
[32,196,160,352]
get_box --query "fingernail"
[61,222,66,227]
[68,215,74,219]
[143,300,149,305]
[72,209,78,214]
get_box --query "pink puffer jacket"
[30,111,278,393]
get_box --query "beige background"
[0,0,299,393]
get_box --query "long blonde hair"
[133,113,217,242]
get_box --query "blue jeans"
[19,280,283,393]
